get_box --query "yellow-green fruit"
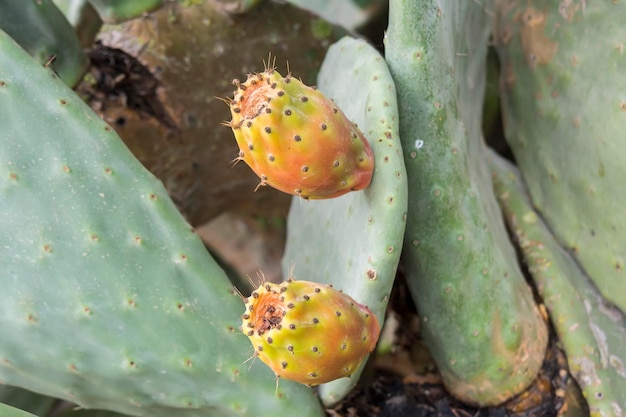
[241,279,380,386]
[228,67,375,199]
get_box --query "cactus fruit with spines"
[490,152,626,416]
[0,28,325,417]
[241,279,380,386]
[281,36,407,405]
[495,0,626,314]
[91,0,344,226]
[385,0,549,406]
[227,65,375,199]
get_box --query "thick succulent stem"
[490,151,626,417]
[495,0,626,314]
[384,0,548,405]
[87,0,163,23]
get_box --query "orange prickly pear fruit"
[241,279,380,386]
[227,64,375,199]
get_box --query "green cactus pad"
[0,403,39,417]
[0,0,88,87]
[0,30,324,417]
[495,1,626,314]
[52,0,102,49]
[491,152,626,417]
[87,0,162,23]
[286,0,374,31]
[0,385,57,416]
[385,0,548,406]
[56,410,130,417]
[281,36,407,404]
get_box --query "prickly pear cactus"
[0,30,325,417]
[385,0,548,406]
[241,279,380,386]
[495,0,626,314]
[228,66,375,199]
[0,404,38,417]
[491,152,626,417]
[282,36,407,404]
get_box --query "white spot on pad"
[415,139,424,149]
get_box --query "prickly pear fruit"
[227,65,375,199]
[241,279,380,386]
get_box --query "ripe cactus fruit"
[241,279,380,386]
[227,65,375,199]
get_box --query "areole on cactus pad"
[241,279,380,386]
[226,62,375,199]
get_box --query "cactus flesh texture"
[490,151,626,417]
[0,0,88,87]
[241,279,380,386]
[385,0,548,406]
[0,29,325,417]
[87,0,163,23]
[495,0,626,314]
[0,403,38,417]
[228,66,375,199]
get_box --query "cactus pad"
[0,29,324,417]
[495,0,626,314]
[281,36,407,404]
[0,403,38,417]
[88,0,163,23]
[0,0,88,87]
[385,0,548,405]
[491,152,626,417]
